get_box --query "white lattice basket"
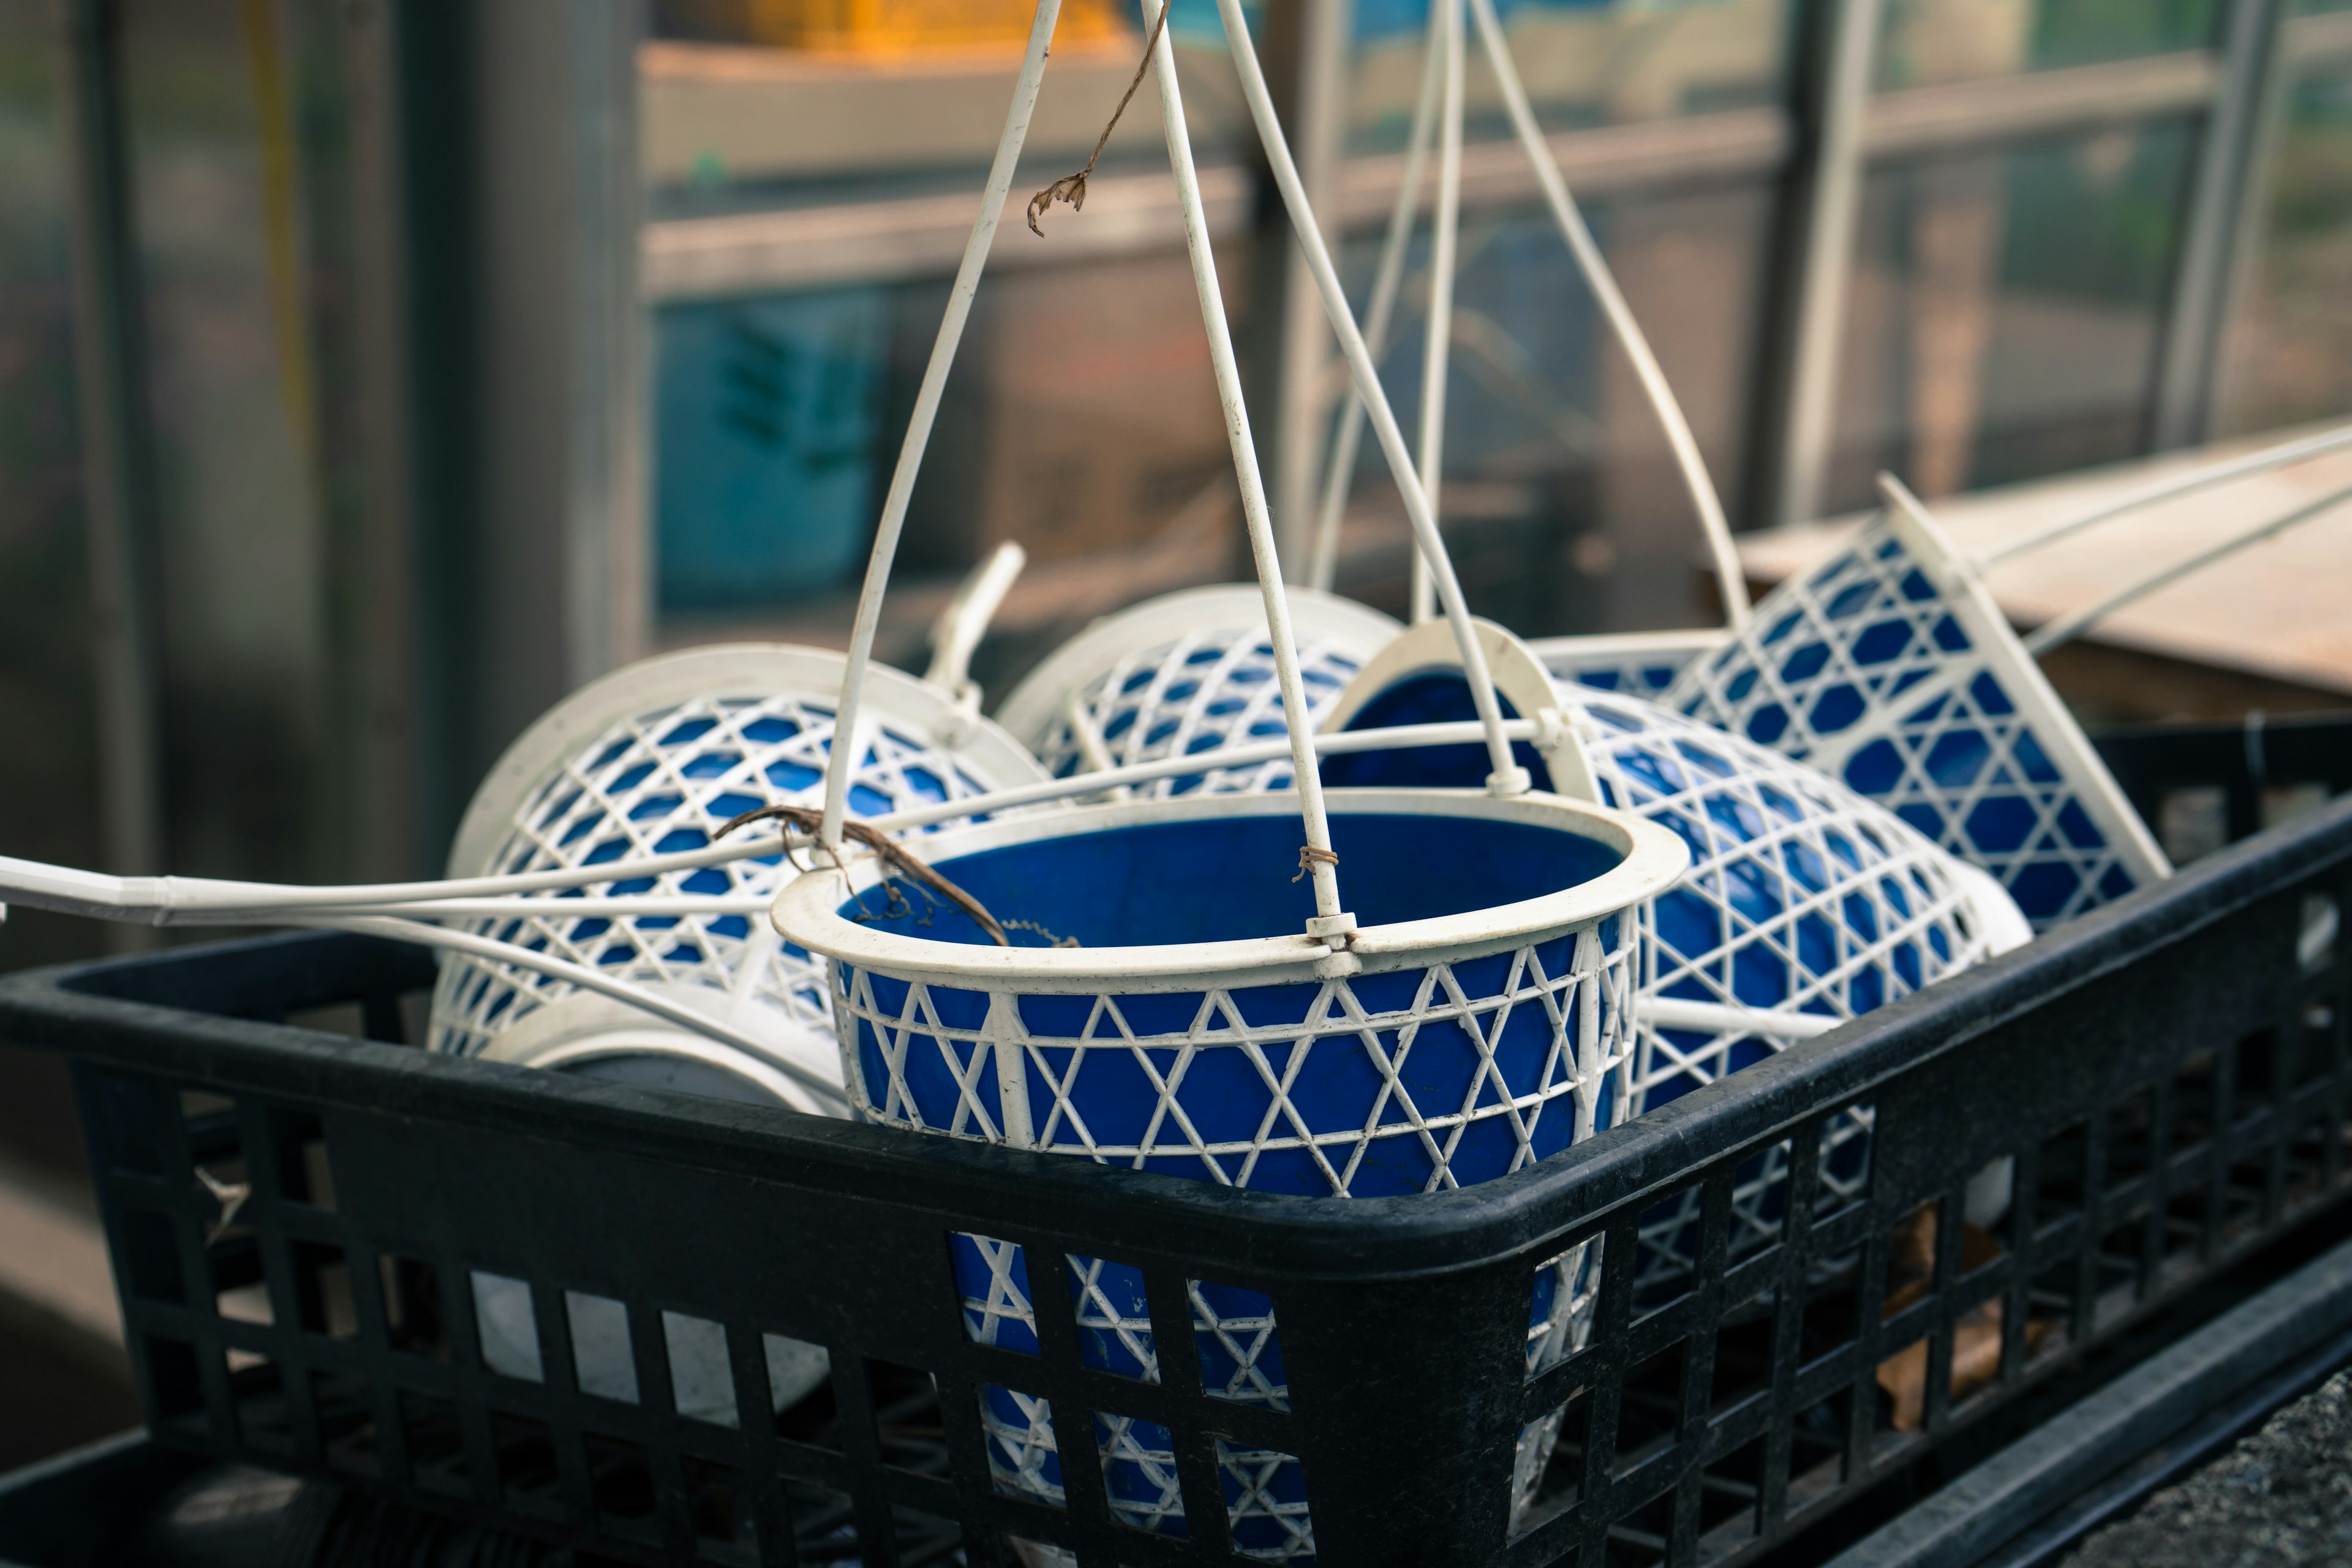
[1660,499,2169,927]
[429,644,1050,1109]
[992,584,1401,798]
[1321,619,2031,1306]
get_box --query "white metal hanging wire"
[1304,0,1752,644]
[807,0,1543,949]
[1529,418,2352,703]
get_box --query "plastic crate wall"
[12,797,2351,1567]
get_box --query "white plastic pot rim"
[769,786,1689,992]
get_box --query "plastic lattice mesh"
[1031,627,1372,797]
[1662,510,2165,927]
[950,1233,1312,1555]
[1535,633,1719,701]
[1574,690,2003,1294]
[837,923,1634,1198]
[429,692,1005,1063]
[1512,1235,1605,1518]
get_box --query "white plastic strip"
[1463,0,1749,630]
[924,541,1027,696]
[2021,477,2352,656]
[1408,0,1465,627]
[1980,420,2352,568]
[1306,0,1447,594]
[1213,0,1526,795]
[0,719,1555,924]
[1147,0,1347,926]
[184,896,775,922]
[1642,996,1842,1042]
[816,0,1063,853]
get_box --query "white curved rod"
[0,718,1566,925]
[0,833,794,921]
[2020,476,2352,657]
[924,541,1028,697]
[181,895,776,923]
[1642,996,1840,1041]
[1408,0,1466,627]
[285,914,852,1112]
[817,0,1062,854]
[1306,0,1449,594]
[1978,420,2352,569]
[1213,0,1528,797]
[1464,0,1750,631]
[1146,0,1348,928]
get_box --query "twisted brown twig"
[718,804,1009,947]
[1027,1,1172,237]
[1292,846,1340,884]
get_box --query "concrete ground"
[2067,1370,2352,1567]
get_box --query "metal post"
[467,0,648,767]
[1754,0,1884,529]
[1270,0,1352,577]
[51,0,165,907]
[333,0,425,876]
[2150,0,2290,450]
[1408,0,1463,627]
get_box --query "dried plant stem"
[1027,0,1172,236]
[718,803,1010,946]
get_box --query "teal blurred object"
[1350,0,1613,43]
[655,289,888,612]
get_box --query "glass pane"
[1322,183,1772,635]
[1876,0,2218,90]
[644,0,1250,211]
[1349,0,1795,155]
[2216,66,2352,435]
[0,1,104,974]
[1823,120,2198,513]
[652,244,1248,680]
[120,2,337,883]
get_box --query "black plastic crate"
[1,791,2348,1567]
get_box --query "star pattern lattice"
[979,1384,1064,1506]
[1031,628,1370,797]
[1069,1254,1157,1379]
[1661,517,2160,927]
[837,924,1632,1198]
[1574,691,1999,1295]
[1513,1236,1604,1520]
[950,1232,1309,1553]
[429,692,1003,1061]
[1220,1439,1317,1561]
[1096,1414,1187,1537]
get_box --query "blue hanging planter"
[775,788,1682,1194]
[771,786,1686,1548]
